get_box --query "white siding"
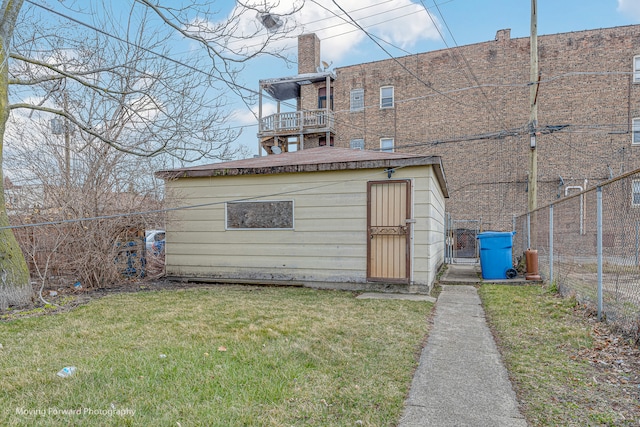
[165,166,445,290]
[410,168,446,289]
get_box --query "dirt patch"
[0,278,238,321]
[568,311,640,422]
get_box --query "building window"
[380,137,394,152]
[350,89,364,112]
[319,135,334,147]
[350,138,364,150]
[318,87,333,109]
[380,86,394,108]
[633,118,640,145]
[633,180,640,206]
[226,201,294,229]
[634,55,640,83]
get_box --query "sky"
[9,0,640,164]
[221,0,640,156]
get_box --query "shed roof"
[156,147,448,198]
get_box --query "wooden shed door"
[367,180,411,283]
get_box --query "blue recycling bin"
[477,231,516,280]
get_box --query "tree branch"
[9,103,167,157]
[9,53,133,95]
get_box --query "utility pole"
[63,88,70,189]
[528,0,539,247]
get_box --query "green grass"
[480,284,638,426]
[0,286,432,426]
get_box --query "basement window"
[226,200,294,229]
[634,55,640,83]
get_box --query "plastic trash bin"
[477,231,517,280]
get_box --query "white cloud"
[203,1,440,63]
[230,103,278,125]
[618,0,640,21]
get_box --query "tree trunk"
[0,0,32,309]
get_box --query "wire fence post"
[597,186,603,321]
[514,169,640,336]
[635,221,640,265]
[549,204,553,284]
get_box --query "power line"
[20,0,395,138]
[1,163,412,230]
[22,0,275,102]
[227,0,419,56]
[420,0,509,132]
[19,1,637,154]
[329,0,478,110]
[309,1,408,55]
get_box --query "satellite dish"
[321,61,330,69]
[271,146,282,154]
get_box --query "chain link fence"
[514,169,640,339]
[9,215,165,291]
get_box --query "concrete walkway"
[439,262,534,285]
[398,284,528,426]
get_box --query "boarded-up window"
[350,138,365,150]
[226,201,294,229]
[350,88,364,112]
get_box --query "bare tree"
[0,0,300,308]
[7,107,168,289]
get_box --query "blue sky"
[10,1,640,161]
[223,0,640,155]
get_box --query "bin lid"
[477,231,516,239]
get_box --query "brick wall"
[300,25,640,230]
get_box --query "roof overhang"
[156,147,449,198]
[260,72,336,101]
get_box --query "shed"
[156,147,448,293]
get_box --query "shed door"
[367,180,411,283]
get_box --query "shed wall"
[164,166,445,290]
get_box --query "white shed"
[157,147,448,293]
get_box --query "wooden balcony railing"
[259,109,335,135]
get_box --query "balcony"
[258,109,335,137]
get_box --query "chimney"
[495,28,511,42]
[298,33,321,74]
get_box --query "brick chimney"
[495,28,511,42]
[298,33,321,74]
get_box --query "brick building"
[258,26,640,232]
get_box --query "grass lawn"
[480,284,640,426]
[0,286,432,426]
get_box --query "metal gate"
[445,215,481,264]
[367,180,411,283]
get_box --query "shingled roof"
[156,147,448,197]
